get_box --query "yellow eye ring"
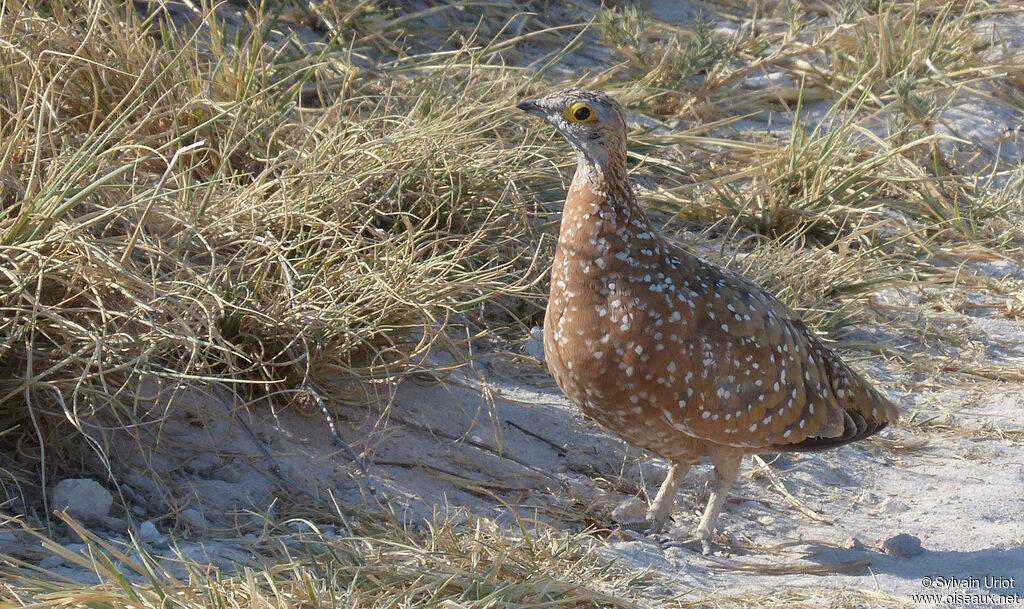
[565,102,596,123]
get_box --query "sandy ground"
[20,267,1024,606]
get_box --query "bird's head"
[516,88,627,169]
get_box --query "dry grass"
[0,0,557,491]
[2,0,1024,606]
[0,508,921,609]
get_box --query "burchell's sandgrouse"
[517,88,898,553]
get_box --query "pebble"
[39,555,65,570]
[181,508,209,530]
[878,498,911,514]
[882,533,923,558]
[138,521,161,542]
[524,326,545,361]
[858,492,883,506]
[610,497,648,524]
[842,536,865,551]
[51,479,112,523]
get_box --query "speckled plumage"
[517,89,898,552]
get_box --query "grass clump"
[0,508,915,609]
[598,4,744,89]
[0,0,555,501]
[824,0,985,94]
[597,2,751,115]
[0,509,639,609]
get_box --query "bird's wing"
[674,261,898,449]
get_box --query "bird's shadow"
[803,543,1024,594]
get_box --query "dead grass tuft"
[0,0,558,498]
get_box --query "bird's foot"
[674,538,719,555]
[616,519,651,533]
[645,518,669,536]
[667,532,728,556]
[616,518,667,537]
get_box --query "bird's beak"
[516,99,543,116]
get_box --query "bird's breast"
[543,248,698,445]
[542,176,716,456]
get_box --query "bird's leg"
[694,450,743,555]
[645,461,689,532]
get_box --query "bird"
[516,88,898,553]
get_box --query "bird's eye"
[565,102,596,123]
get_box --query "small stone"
[524,326,545,362]
[882,533,923,558]
[39,555,65,570]
[858,492,882,506]
[212,466,240,483]
[51,479,112,523]
[666,526,690,542]
[878,498,911,514]
[610,497,647,524]
[181,508,209,530]
[138,521,161,542]
[842,536,865,551]
[184,454,224,477]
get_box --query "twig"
[120,139,206,265]
[505,419,567,456]
[387,413,566,488]
[257,234,376,496]
[302,378,376,495]
[704,555,872,575]
[751,455,831,524]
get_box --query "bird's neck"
[576,144,627,189]
[566,156,650,230]
[555,158,663,274]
